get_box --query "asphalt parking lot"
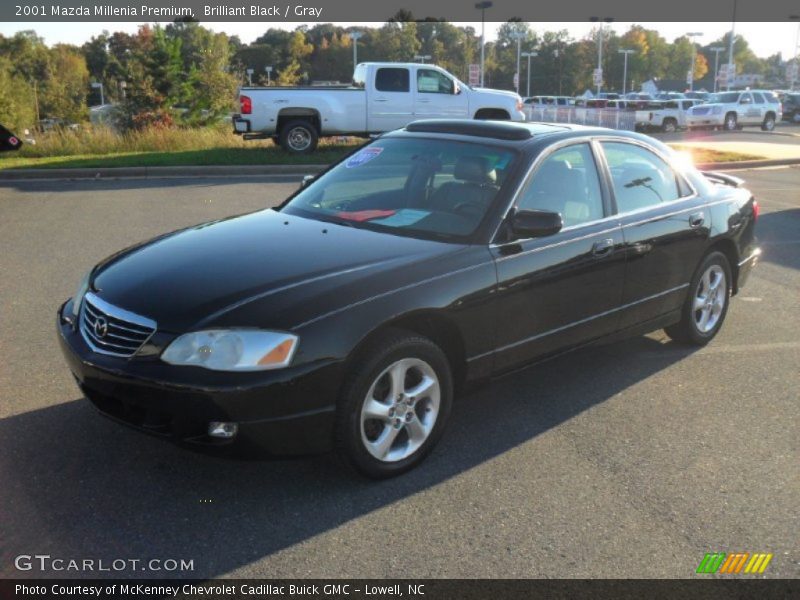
[0,168,798,579]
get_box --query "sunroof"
[405,120,537,141]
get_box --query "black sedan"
[57,120,760,478]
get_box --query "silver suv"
[685,90,782,131]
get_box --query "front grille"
[80,292,156,357]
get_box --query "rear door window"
[375,68,410,93]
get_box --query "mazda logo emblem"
[94,316,108,338]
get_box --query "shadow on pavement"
[0,335,696,579]
[756,208,800,271]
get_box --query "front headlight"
[70,270,91,318]
[161,330,299,371]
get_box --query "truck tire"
[661,118,677,133]
[761,113,776,131]
[279,120,319,154]
[724,112,738,131]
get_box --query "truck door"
[413,67,469,119]
[738,93,759,124]
[367,67,414,132]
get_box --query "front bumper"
[57,301,342,456]
[686,114,724,127]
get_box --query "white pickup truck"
[635,99,703,132]
[232,62,525,153]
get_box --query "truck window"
[416,69,453,94]
[352,64,367,89]
[375,68,410,93]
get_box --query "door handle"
[374,98,389,103]
[689,212,705,228]
[592,238,614,257]
[416,99,431,103]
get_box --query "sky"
[1,21,798,61]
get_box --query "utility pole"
[522,51,538,98]
[510,31,525,95]
[475,2,493,87]
[726,0,738,91]
[710,47,724,92]
[350,31,363,72]
[686,32,704,91]
[590,17,614,97]
[618,49,635,95]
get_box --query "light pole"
[726,0,738,91]
[510,31,525,95]
[521,51,537,98]
[618,49,635,95]
[414,55,431,63]
[686,32,704,91]
[91,81,104,106]
[475,1,493,87]
[349,31,363,72]
[590,17,614,97]
[709,47,724,92]
[792,16,800,90]
[265,65,273,85]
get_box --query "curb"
[695,157,800,171]
[0,164,328,181]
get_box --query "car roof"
[386,119,649,150]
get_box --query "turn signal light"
[240,95,252,115]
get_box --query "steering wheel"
[452,200,485,217]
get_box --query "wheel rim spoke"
[388,361,408,400]
[363,398,391,422]
[405,375,437,400]
[405,418,428,444]
[370,426,401,460]
[693,264,726,333]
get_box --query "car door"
[489,141,626,371]
[737,92,760,124]
[413,67,469,119]
[751,92,767,123]
[367,67,414,132]
[598,139,710,330]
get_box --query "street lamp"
[265,65,273,86]
[510,31,525,95]
[349,31,363,72]
[475,1,493,87]
[618,49,635,96]
[414,55,431,63]
[686,32,704,91]
[590,17,614,97]
[521,51,538,98]
[709,47,724,92]
[90,81,104,106]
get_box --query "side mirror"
[300,174,315,188]
[510,209,563,239]
[740,97,751,104]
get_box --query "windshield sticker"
[346,147,384,168]
[335,209,396,222]
[372,209,431,227]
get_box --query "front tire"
[665,251,732,345]
[662,118,677,133]
[724,112,738,131]
[279,119,319,154]
[335,330,453,479]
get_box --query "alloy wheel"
[693,264,727,334]
[360,358,440,462]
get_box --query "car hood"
[91,209,461,332]
[471,87,521,103]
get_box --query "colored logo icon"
[696,552,773,574]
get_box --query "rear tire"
[665,251,732,346]
[279,119,319,154]
[761,113,775,131]
[335,330,453,479]
[662,118,677,133]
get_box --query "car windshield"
[281,138,517,242]
[708,92,740,103]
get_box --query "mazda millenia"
[58,120,760,478]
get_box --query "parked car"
[58,120,760,478]
[233,62,525,153]
[684,91,709,101]
[524,96,574,107]
[685,90,782,131]
[781,92,800,122]
[636,99,704,132]
[0,124,22,152]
